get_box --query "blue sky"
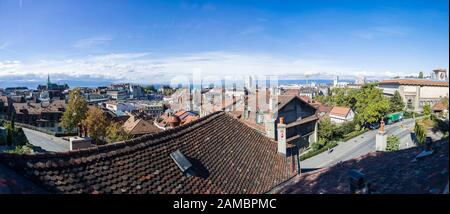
[0,0,448,86]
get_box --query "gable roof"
[277,95,317,112]
[329,106,352,118]
[379,79,449,87]
[0,111,297,194]
[123,116,160,136]
[12,100,66,115]
[433,100,448,112]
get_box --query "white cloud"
[354,26,410,39]
[72,35,112,49]
[0,51,419,85]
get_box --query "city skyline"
[0,0,449,86]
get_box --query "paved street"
[22,128,70,152]
[301,118,417,170]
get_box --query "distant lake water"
[0,78,355,90]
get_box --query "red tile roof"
[0,111,298,194]
[433,100,448,112]
[329,106,351,118]
[123,116,161,136]
[275,140,449,194]
[379,79,449,87]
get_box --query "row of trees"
[60,88,129,144]
[317,83,397,127]
[313,83,406,152]
[0,116,29,147]
[313,118,358,151]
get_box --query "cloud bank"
[0,51,416,86]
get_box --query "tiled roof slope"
[329,106,351,118]
[0,111,297,194]
[379,79,449,87]
[275,140,449,194]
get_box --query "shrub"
[300,141,338,161]
[311,138,327,151]
[15,127,29,146]
[414,121,427,145]
[386,135,400,151]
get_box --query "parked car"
[366,122,380,130]
[385,112,403,125]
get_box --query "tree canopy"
[61,88,88,132]
[418,71,424,79]
[84,107,108,143]
[319,83,390,127]
[389,91,405,113]
[106,122,129,143]
[423,104,431,117]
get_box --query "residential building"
[134,101,164,118]
[156,110,200,129]
[106,89,128,100]
[105,101,135,115]
[11,100,66,132]
[378,79,449,112]
[329,106,354,123]
[122,114,161,137]
[0,96,10,118]
[4,87,28,95]
[432,99,449,118]
[236,89,319,152]
[299,87,317,99]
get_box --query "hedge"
[300,141,338,161]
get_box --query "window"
[407,99,414,110]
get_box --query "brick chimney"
[221,80,226,110]
[232,83,236,111]
[277,117,287,155]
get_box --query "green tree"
[61,88,88,132]
[5,123,13,146]
[418,71,424,78]
[11,114,15,130]
[389,91,405,112]
[423,104,431,117]
[318,117,337,141]
[84,107,107,143]
[144,85,157,94]
[106,122,129,143]
[15,127,28,146]
[386,135,400,151]
[353,84,390,126]
[312,138,327,151]
[414,121,427,145]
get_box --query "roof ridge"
[0,111,225,160]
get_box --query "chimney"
[211,94,215,112]
[189,84,193,111]
[277,117,287,155]
[232,83,236,111]
[269,92,276,112]
[244,88,249,119]
[255,80,259,110]
[221,79,225,110]
[348,169,370,194]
